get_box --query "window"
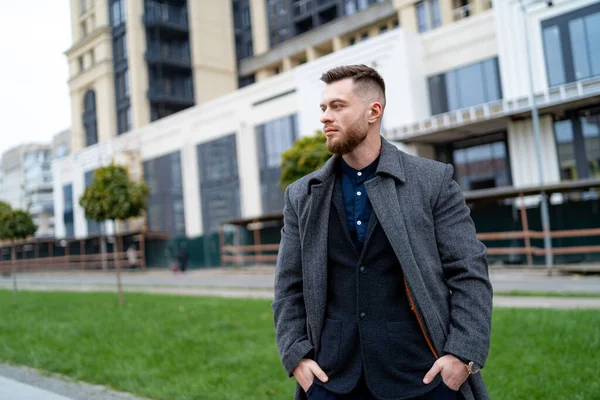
[143,151,186,237]
[90,49,95,65]
[554,107,600,180]
[436,133,511,191]
[111,0,126,26]
[554,120,578,180]
[118,107,131,134]
[380,25,388,34]
[81,21,88,37]
[416,0,441,33]
[345,0,357,15]
[256,114,298,212]
[78,56,84,72]
[542,3,600,86]
[124,70,130,96]
[63,185,75,237]
[81,0,87,14]
[428,57,502,115]
[197,135,241,233]
[361,32,369,41]
[82,90,97,147]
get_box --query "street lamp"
[518,0,554,274]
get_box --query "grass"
[1,291,599,400]
[494,290,600,298]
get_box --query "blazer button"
[360,266,367,273]
[360,312,367,320]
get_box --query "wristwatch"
[465,361,481,375]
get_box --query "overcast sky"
[0,1,72,156]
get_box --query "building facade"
[56,0,600,264]
[0,143,55,237]
[65,0,238,153]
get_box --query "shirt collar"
[340,155,380,180]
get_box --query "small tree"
[0,202,37,300]
[279,131,332,190]
[79,164,150,307]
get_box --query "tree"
[79,164,150,307]
[279,131,333,190]
[0,202,37,300]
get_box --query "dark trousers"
[306,374,459,400]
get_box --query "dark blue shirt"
[340,156,380,250]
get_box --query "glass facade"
[82,90,98,147]
[542,2,600,87]
[428,57,502,115]
[84,170,102,235]
[110,0,131,135]
[256,114,298,213]
[143,151,186,238]
[197,134,241,233]
[554,107,600,181]
[63,184,75,237]
[436,132,511,191]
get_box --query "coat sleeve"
[272,186,313,376]
[434,164,493,367]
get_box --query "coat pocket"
[317,319,342,372]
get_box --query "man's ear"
[368,102,383,123]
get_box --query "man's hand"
[292,359,329,392]
[423,354,469,391]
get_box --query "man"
[272,65,493,400]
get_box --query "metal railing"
[144,2,188,29]
[146,45,191,64]
[453,4,471,20]
[384,76,600,141]
[292,0,315,17]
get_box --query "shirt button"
[360,266,367,273]
[360,312,367,320]
[357,172,362,176]
[357,191,362,196]
[357,220,362,226]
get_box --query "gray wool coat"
[272,137,493,400]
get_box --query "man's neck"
[341,133,382,171]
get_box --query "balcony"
[384,76,600,144]
[148,82,194,106]
[145,45,192,70]
[144,2,189,33]
[292,0,315,17]
[453,4,472,21]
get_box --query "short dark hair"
[320,64,386,105]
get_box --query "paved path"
[0,364,147,400]
[2,267,600,308]
[0,376,72,400]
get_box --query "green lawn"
[0,291,598,400]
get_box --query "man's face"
[319,78,370,155]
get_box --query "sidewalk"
[0,363,147,400]
[0,376,72,400]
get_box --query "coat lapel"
[302,156,336,351]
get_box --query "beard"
[326,123,368,155]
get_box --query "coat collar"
[306,136,406,195]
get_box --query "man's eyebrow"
[319,98,348,107]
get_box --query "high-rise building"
[0,144,55,237]
[65,0,237,153]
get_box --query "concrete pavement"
[0,364,147,400]
[1,266,600,307]
[0,376,72,400]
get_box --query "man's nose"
[320,110,333,124]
